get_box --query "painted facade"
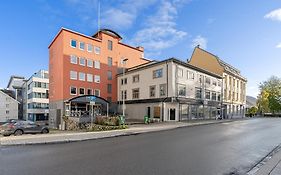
[189,46,247,118]
[0,90,19,122]
[48,28,149,128]
[117,58,223,121]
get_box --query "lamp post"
[121,58,128,117]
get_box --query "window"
[150,86,156,97]
[195,88,202,99]
[205,91,211,100]
[70,55,77,64]
[70,39,77,48]
[87,44,93,52]
[94,60,100,69]
[212,92,216,101]
[121,90,127,100]
[160,84,166,96]
[121,78,127,85]
[87,59,93,67]
[70,71,77,80]
[218,81,222,87]
[79,88,85,95]
[94,46,100,54]
[132,88,139,99]
[177,68,183,77]
[79,72,85,81]
[6,110,9,114]
[133,75,139,83]
[70,86,77,95]
[187,71,195,80]
[94,75,100,83]
[153,69,163,78]
[107,84,112,93]
[87,89,92,95]
[79,57,86,66]
[108,40,113,50]
[107,71,112,80]
[198,75,203,83]
[87,74,93,82]
[178,84,186,96]
[79,42,85,50]
[212,80,217,86]
[6,104,9,108]
[218,93,221,101]
[94,89,100,96]
[205,77,211,84]
[108,57,112,66]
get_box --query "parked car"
[0,120,49,136]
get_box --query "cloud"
[276,43,281,48]
[102,8,135,29]
[264,8,281,21]
[130,0,188,57]
[191,35,207,49]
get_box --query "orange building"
[48,28,149,128]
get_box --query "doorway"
[169,108,176,120]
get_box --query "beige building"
[117,58,222,121]
[189,46,247,118]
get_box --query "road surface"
[1,118,281,175]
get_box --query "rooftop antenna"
[98,0,101,38]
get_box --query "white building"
[117,58,222,122]
[0,90,19,122]
[23,70,49,123]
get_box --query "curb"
[0,119,243,146]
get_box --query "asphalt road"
[1,118,281,175]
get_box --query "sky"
[0,0,280,98]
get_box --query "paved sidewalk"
[0,119,240,146]
[248,145,281,175]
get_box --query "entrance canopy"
[67,95,109,104]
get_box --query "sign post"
[88,96,96,129]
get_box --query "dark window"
[87,89,92,95]
[107,84,112,93]
[107,71,112,80]
[108,57,112,66]
[70,87,77,95]
[79,88,85,95]
[108,40,113,50]
[133,75,139,83]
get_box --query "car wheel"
[14,129,23,136]
[41,128,49,134]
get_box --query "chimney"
[136,46,144,52]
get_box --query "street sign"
[90,101,95,105]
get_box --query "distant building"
[23,70,49,123]
[0,90,19,122]
[6,76,26,120]
[117,58,222,121]
[246,96,257,112]
[189,46,247,118]
[48,28,149,128]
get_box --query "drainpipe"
[161,61,169,122]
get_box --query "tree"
[247,106,258,117]
[257,76,281,114]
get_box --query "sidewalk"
[248,145,281,175]
[0,119,240,146]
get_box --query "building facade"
[0,90,19,122]
[189,46,247,118]
[48,28,149,128]
[23,70,49,123]
[6,76,26,120]
[117,58,222,121]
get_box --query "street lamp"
[121,58,128,117]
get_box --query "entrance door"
[147,107,151,118]
[169,109,176,120]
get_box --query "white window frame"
[79,87,85,95]
[87,44,93,52]
[70,39,77,48]
[94,89,100,96]
[94,75,100,83]
[87,74,93,82]
[94,60,100,69]
[87,59,93,67]
[79,57,86,66]
[79,72,85,81]
[70,86,77,95]
[70,55,77,64]
[70,71,77,80]
[79,42,85,50]
[94,46,101,54]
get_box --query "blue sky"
[0,0,280,97]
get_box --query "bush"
[95,116,120,126]
[88,124,128,131]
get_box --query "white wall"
[0,91,18,122]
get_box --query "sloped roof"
[92,29,122,39]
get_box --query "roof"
[192,46,247,81]
[0,90,20,104]
[118,57,222,79]
[7,75,25,89]
[92,29,122,39]
[48,27,101,49]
